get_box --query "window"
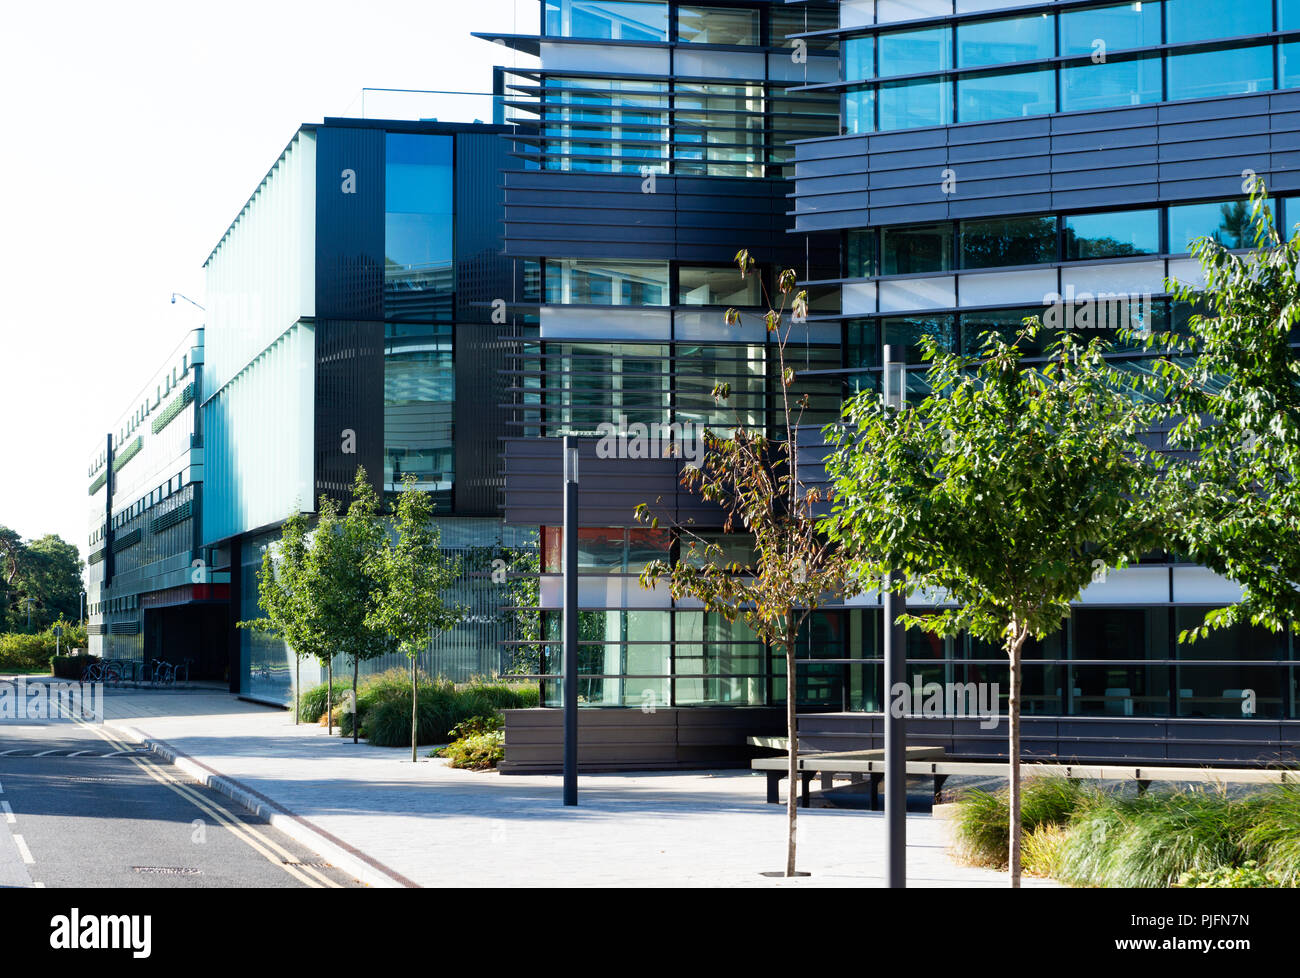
[1059,2,1162,58]
[544,0,669,41]
[847,229,878,277]
[1283,0,1300,30]
[678,265,761,305]
[960,215,1057,268]
[882,223,954,274]
[673,82,765,177]
[1166,44,1274,100]
[545,259,669,305]
[879,76,953,130]
[878,26,952,77]
[385,323,454,502]
[845,35,874,81]
[961,307,1049,354]
[676,6,759,45]
[1167,200,1259,252]
[958,66,1055,121]
[1063,209,1160,259]
[1165,0,1272,44]
[845,86,876,133]
[1282,41,1300,88]
[385,133,454,320]
[1060,55,1162,110]
[882,315,957,364]
[957,13,1054,69]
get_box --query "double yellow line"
[73,717,342,889]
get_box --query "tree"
[238,508,325,727]
[1148,180,1300,640]
[823,326,1160,886]
[367,474,464,762]
[313,469,396,744]
[635,253,861,878]
[0,529,83,632]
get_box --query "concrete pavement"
[77,686,1057,888]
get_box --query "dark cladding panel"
[315,127,385,320]
[453,323,511,517]
[455,129,516,324]
[315,320,385,505]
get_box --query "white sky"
[0,1,537,555]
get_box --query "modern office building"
[86,327,231,680]
[195,115,530,705]
[479,0,1300,770]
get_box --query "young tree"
[1149,180,1300,640]
[823,327,1160,886]
[367,474,464,762]
[313,469,397,744]
[635,252,860,878]
[238,507,326,727]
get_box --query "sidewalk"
[95,688,1057,888]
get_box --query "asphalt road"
[0,716,364,889]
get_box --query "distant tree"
[368,474,464,762]
[636,253,861,878]
[238,508,325,726]
[0,529,82,632]
[313,469,396,744]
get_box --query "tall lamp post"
[562,436,579,806]
[882,345,908,888]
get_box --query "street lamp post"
[882,345,908,888]
[562,436,580,806]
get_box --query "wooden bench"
[752,753,1300,809]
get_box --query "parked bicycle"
[149,659,176,687]
[83,660,124,684]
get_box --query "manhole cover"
[132,866,201,876]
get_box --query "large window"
[878,26,952,77]
[385,324,453,505]
[1165,0,1272,44]
[678,265,761,305]
[545,259,669,305]
[1168,200,1259,252]
[1059,1,1162,57]
[1060,55,1162,111]
[845,35,874,81]
[676,5,759,45]
[958,66,1055,121]
[1166,43,1274,100]
[1063,209,1160,260]
[544,0,669,41]
[882,223,954,274]
[879,76,953,130]
[957,13,1055,69]
[673,82,765,176]
[959,214,1058,269]
[385,133,454,321]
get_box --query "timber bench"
[751,752,1300,809]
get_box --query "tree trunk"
[326,657,333,737]
[294,656,300,726]
[411,656,418,764]
[352,657,360,744]
[785,623,798,877]
[1007,628,1025,888]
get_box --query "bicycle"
[150,660,176,687]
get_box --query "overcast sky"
[0,1,536,556]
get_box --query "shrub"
[297,679,355,723]
[952,776,1091,868]
[0,633,57,672]
[1176,861,1281,888]
[1240,783,1300,886]
[440,730,506,770]
[50,655,95,679]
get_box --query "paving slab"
[91,689,1058,888]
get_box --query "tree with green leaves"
[635,252,861,878]
[314,469,397,744]
[1147,180,1300,641]
[823,327,1160,886]
[238,508,325,727]
[367,474,464,762]
[0,529,83,632]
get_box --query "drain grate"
[132,866,201,876]
[282,860,332,869]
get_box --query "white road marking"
[1,802,13,824]
[33,750,59,757]
[12,835,33,865]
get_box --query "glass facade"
[840,0,1300,133]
